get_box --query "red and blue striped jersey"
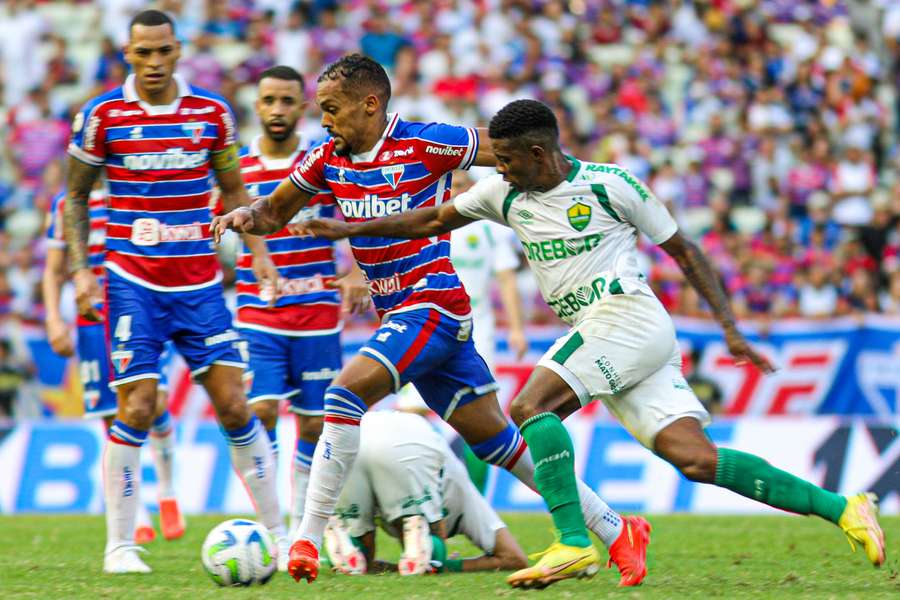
[67,74,236,292]
[234,135,341,334]
[289,113,478,320]
[46,189,109,286]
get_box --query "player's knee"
[215,386,251,430]
[509,395,542,426]
[119,389,157,430]
[296,414,324,442]
[674,448,718,483]
[251,400,278,430]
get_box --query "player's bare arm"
[213,154,280,298]
[41,246,75,357]
[63,156,103,322]
[458,528,528,572]
[300,201,475,241]
[212,177,313,242]
[472,127,496,167]
[659,230,775,373]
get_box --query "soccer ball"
[201,519,278,586]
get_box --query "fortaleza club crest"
[110,350,133,374]
[382,164,404,189]
[567,202,591,231]
[182,122,205,144]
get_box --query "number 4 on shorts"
[114,315,133,342]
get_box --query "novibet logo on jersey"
[567,202,591,231]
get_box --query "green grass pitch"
[2,514,897,599]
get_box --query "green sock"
[520,412,590,548]
[715,448,847,524]
[463,444,489,495]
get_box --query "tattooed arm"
[659,231,774,373]
[63,156,103,321]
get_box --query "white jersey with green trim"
[454,158,677,326]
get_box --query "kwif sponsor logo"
[425,145,463,157]
[337,193,410,219]
[124,148,209,170]
[368,273,402,295]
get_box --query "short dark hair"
[129,9,175,35]
[488,99,560,149]
[318,53,391,104]
[259,65,305,90]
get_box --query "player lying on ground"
[297,99,887,589]
[323,411,527,575]
[43,183,184,544]
[212,54,647,587]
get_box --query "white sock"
[294,420,360,549]
[226,416,282,535]
[148,431,176,499]
[135,497,153,529]
[103,427,145,554]
[289,462,311,536]
[509,450,623,547]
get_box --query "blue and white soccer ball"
[201,519,278,586]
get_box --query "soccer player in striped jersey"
[64,10,281,574]
[213,54,639,587]
[235,65,369,541]
[43,185,184,545]
[302,99,887,587]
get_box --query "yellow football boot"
[506,542,601,589]
[838,493,886,567]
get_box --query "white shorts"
[537,294,710,449]
[335,412,446,538]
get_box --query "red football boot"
[288,539,320,583]
[606,516,651,586]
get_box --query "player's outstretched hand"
[329,270,371,315]
[288,218,353,240]
[73,269,103,323]
[724,326,775,373]
[211,207,255,244]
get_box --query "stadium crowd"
[0,0,898,363]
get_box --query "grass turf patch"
[2,514,898,599]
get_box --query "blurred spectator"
[0,0,47,107]
[359,12,409,71]
[880,272,900,314]
[798,263,842,319]
[45,35,80,88]
[178,33,224,93]
[233,16,275,85]
[0,338,31,418]
[275,6,317,75]
[830,142,877,226]
[203,0,242,41]
[6,87,68,196]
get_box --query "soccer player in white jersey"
[323,411,527,576]
[299,99,886,588]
